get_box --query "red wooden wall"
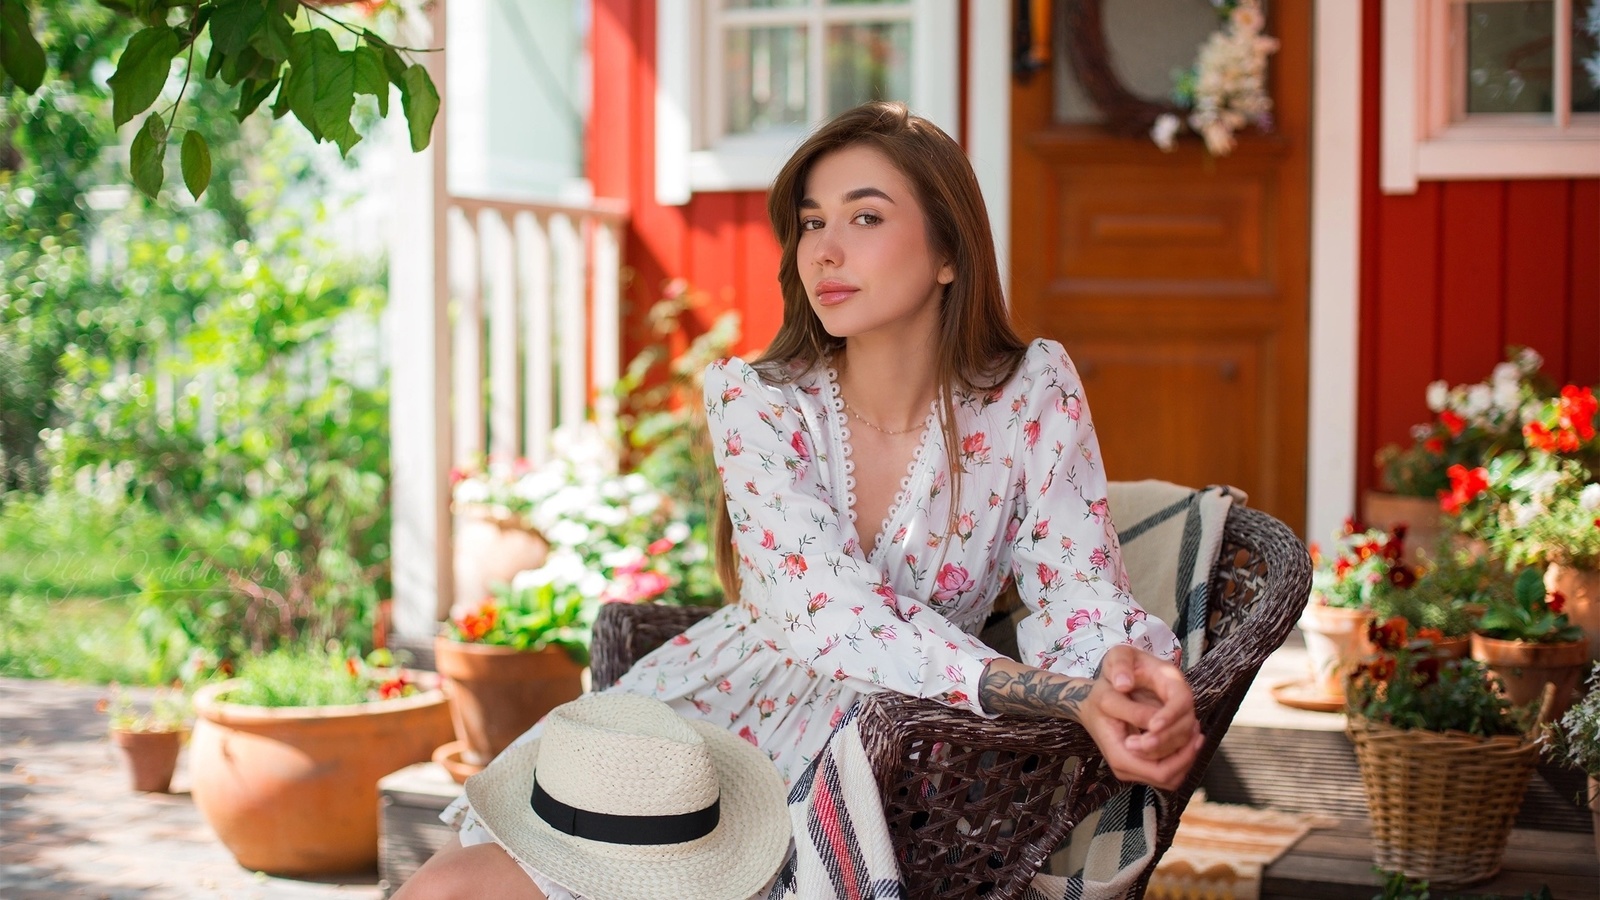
[1357,0,1600,502]
[591,0,783,364]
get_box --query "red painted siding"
[1356,0,1600,505]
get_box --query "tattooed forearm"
[979,659,1093,719]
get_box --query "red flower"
[1422,436,1445,454]
[1438,410,1466,437]
[1388,565,1417,589]
[1369,615,1409,652]
[1560,385,1598,441]
[1438,464,1489,514]
[646,537,675,556]
[1547,590,1567,615]
[345,657,360,677]
[456,604,498,642]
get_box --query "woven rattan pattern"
[1346,718,1541,888]
[590,505,1310,899]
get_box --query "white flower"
[1580,483,1600,511]
[1231,4,1265,34]
[1516,346,1544,374]
[544,519,591,547]
[1150,114,1181,152]
[1512,468,1564,502]
[1462,384,1492,418]
[454,480,490,504]
[1425,379,1449,412]
[1510,501,1542,527]
[602,546,647,570]
[665,521,692,544]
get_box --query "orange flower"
[456,603,498,642]
[1438,464,1489,514]
[1369,615,1409,652]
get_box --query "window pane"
[825,22,912,119]
[1464,1,1555,114]
[1575,0,1600,112]
[725,27,810,136]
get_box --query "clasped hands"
[1079,645,1203,791]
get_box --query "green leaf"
[204,43,225,80]
[130,114,167,199]
[352,44,388,118]
[208,0,266,56]
[235,76,279,121]
[0,0,47,95]
[399,64,439,152]
[285,30,359,154]
[181,130,211,200]
[108,26,180,127]
[249,11,295,63]
[378,43,406,86]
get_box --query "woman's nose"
[809,227,841,268]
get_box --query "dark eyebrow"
[798,187,896,210]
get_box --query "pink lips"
[813,279,858,307]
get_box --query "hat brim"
[465,718,790,900]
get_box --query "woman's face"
[797,144,953,343]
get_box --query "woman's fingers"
[1105,729,1206,791]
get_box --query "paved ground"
[0,677,385,899]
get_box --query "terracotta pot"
[189,679,454,876]
[1298,601,1375,699]
[111,729,185,793]
[1426,633,1472,660]
[1547,563,1600,664]
[433,636,584,766]
[452,509,548,620]
[1361,491,1446,566]
[1470,633,1590,722]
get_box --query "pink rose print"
[944,665,965,684]
[1089,546,1110,569]
[1023,419,1041,448]
[961,431,991,464]
[738,725,759,747]
[1060,535,1074,552]
[716,679,733,693]
[1124,608,1148,630]
[720,386,742,405]
[867,623,897,644]
[725,433,744,456]
[1031,519,1049,542]
[671,633,692,645]
[944,691,969,706]
[744,479,759,495]
[1004,518,1021,543]
[933,563,976,600]
[691,698,712,714]
[1089,498,1110,524]
[892,525,908,545]
[989,491,1002,508]
[1057,394,1082,420]
[1066,608,1102,632]
[782,554,808,577]
[873,583,897,604]
[830,706,846,729]
[805,591,830,616]
[758,697,777,719]
[790,431,810,460]
[957,512,976,538]
[761,529,777,550]
[1037,562,1062,590]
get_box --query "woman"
[398,101,1202,899]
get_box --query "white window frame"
[1382,0,1600,193]
[657,0,960,205]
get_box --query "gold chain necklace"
[842,396,925,436]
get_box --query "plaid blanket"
[767,482,1242,899]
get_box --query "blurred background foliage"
[2,0,391,683]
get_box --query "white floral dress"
[445,338,1179,895]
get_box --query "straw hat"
[464,692,790,900]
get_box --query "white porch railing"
[444,195,628,468]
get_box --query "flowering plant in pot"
[1345,619,1543,887]
[189,647,452,876]
[98,684,191,793]
[1301,523,1418,698]
[1471,567,1589,721]
[1540,662,1600,859]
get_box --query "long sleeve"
[705,358,1001,716]
[1005,343,1180,677]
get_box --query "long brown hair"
[713,101,1029,598]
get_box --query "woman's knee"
[391,840,545,900]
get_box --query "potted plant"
[1345,619,1544,887]
[1301,522,1417,700]
[1470,567,1589,722]
[1541,662,1600,860]
[188,647,453,876]
[450,454,552,621]
[1368,551,1489,659]
[1369,348,1545,565]
[98,685,191,794]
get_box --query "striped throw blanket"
[767,482,1243,900]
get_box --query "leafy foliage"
[221,646,419,708]
[1542,663,1600,779]
[1476,567,1585,644]
[1347,618,1533,738]
[0,0,438,201]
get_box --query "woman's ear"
[937,262,955,285]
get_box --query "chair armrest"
[590,602,719,688]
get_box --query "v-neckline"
[821,362,940,566]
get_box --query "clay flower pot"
[189,678,454,876]
[1547,563,1600,664]
[1298,601,1375,699]
[452,508,549,620]
[1469,633,1590,722]
[1362,491,1446,566]
[432,636,584,770]
[111,728,185,793]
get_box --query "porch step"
[376,762,461,897]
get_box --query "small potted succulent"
[98,685,191,794]
[1541,662,1600,860]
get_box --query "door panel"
[1010,1,1311,531]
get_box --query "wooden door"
[1009,1,1311,532]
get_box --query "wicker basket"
[1346,717,1540,887]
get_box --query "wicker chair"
[591,505,1311,900]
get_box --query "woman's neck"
[835,337,939,432]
